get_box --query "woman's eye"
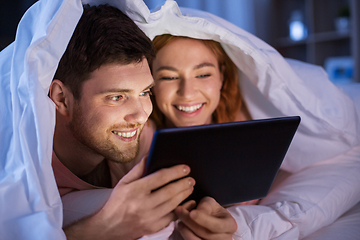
[197,74,211,78]
[140,90,152,97]
[159,76,178,81]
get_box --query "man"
[49,4,236,239]
[49,4,194,239]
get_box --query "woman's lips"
[174,103,204,113]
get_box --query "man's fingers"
[149,177,195,218]
[150,177,195,202]
[142,164,191,191]
[117,162,191,196]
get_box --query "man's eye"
[140,90,152,97]
[109,95,123,101]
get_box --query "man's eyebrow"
[143,82,155,91]
[98,88,131,94]
[98,82,155,95]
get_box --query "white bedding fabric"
[303,201,360,240]
[0,0,82,239]
[1,0,359,239]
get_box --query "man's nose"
[124,98,149,124]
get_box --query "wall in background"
[0,0,37,50]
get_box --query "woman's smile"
[174,103,204,113]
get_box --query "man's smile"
[112,129,137,138]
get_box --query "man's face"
[68,59,154,163]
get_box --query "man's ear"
[49,80,73,117]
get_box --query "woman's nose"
[177,77,197,98]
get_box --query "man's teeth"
[113,130,136,138]
[177,104,202,113]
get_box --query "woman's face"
[152,38,223,127]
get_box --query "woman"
[148,33,265,239]
[135,1,360,239]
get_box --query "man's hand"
[64,158,195,240]
[175,197,237,240]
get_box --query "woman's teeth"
[113,130,136,138]
[176,104,202,113]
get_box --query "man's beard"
[68,103,141,163]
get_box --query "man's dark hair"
[54,4,155,99]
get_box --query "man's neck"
[79,160,112,188]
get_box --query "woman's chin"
[175,121,206,128]
[167,115,210,128]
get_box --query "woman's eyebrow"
[155,66,177,72]
[193,62,215,70]
[155,62,215,72]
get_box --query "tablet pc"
[144,116,300,206]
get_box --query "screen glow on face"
[152,38,223,127]
[68,60,154,163]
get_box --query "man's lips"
[174,103,204,113]
[112,129,137,138]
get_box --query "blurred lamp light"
[289,11,307,41]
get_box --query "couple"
[2,0,360,239]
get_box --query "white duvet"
[0,0,359,239]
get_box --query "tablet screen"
[144,116,300,206]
